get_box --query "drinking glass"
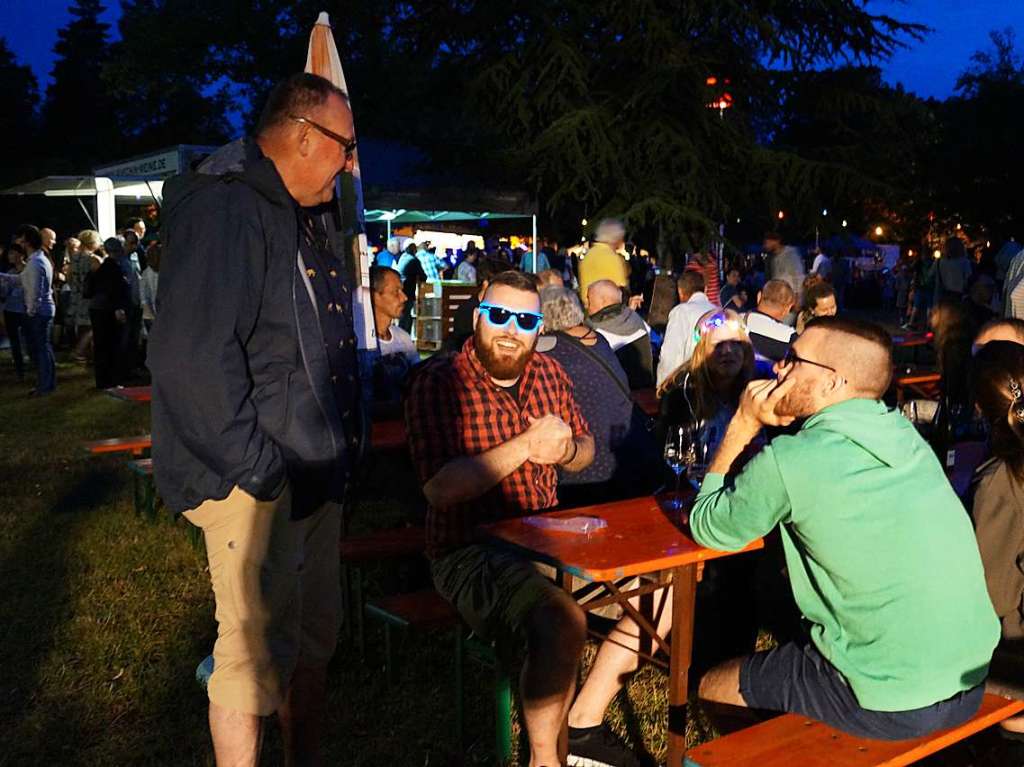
[664,423,702,509]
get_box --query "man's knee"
[698,657,749,707]
[526,591,587,660]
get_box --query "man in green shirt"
[692,317,999,739]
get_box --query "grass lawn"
[0,356,1012,766]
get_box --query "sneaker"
[567,724,641,767]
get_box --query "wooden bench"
[370,418,407,451]
[684,693,1024,767]
[364,588,513,762]
[104,385,152,402]
[339,526,425,656]
[83,434,152,457]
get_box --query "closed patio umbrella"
[305,11,373,350]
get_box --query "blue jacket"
[148,138,358,513]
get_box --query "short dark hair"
[760,279,795,307]
[804,316,892,356]
[803,279,835,311]
[15,224,42,251]
[486,269,539,295]
[677,271,704,296]
[370,265,399,293]
[764,230,782,242]
[124,217,144,229]
[255,73,349,137]
[476,256,514,286]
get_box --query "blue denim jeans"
[26,314,55,393]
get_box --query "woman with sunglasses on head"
[969,341,1024,748]
[657,309,757,457]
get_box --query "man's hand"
[737,378,797,429]
[115,309,127,323]
[524,414,573,465]
[628,294,644,311]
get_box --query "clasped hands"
[524,414,576,465]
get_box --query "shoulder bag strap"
[555,331,633,404]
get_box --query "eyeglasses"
[478,303,544,333]
[289,115,357,158]
[781,347,839,373]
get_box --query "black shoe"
[567,724,641,767]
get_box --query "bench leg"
[454,630,464,752]
[144,480,156,522]
[355,571,366,661]
[383,623,394,688]
[340,563,351,640]
[494,664,513,764]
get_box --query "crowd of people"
[0,217,160,394]
[11,71,1024,767]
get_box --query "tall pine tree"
[39,0,119,172]
[0,37,40,185]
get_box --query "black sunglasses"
[478,302,544,332]
[781,347,838,373]
[289,115,357,157]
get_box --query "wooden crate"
[415,281,477,351]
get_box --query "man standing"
[692,318,998,739]
[149,73,359,766]
[763,231,804,323]
[119,230,145,378]
[406,270,594,767]
[656,271,717,387]
[579,219,629,306]
[456,243,479,283]
[15,225,56,395]
[587,279,654,389]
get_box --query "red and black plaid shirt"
[405,338,590,557]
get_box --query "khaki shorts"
[184,485,341,716]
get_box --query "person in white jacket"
[656,271,717,389]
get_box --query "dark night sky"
[3,0,1024,100]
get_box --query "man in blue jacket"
[148,73,360,765]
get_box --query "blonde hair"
[660,309,755,419]
[77,229,102,251]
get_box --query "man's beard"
[475,326,535,380]
[774,376,817,419]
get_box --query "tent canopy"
[0,139,535,236]
[364,209,530,224]
[1,175,163,203]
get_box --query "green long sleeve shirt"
[691,398,999,712]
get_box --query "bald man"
[586,278,654,388]
[690,317,998,741]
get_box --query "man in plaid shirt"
[406,270,595,767]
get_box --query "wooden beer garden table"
[481,493,763,765]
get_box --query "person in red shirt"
[686,251,721,306]
[406,270,595,767]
